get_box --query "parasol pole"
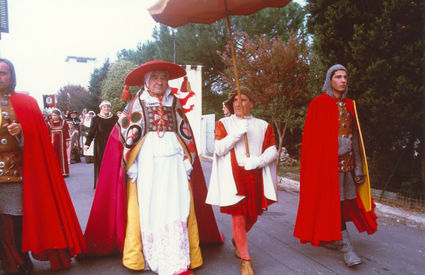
[224,0,250,157]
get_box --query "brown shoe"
[241,259,254,275]
[232,238,241,259]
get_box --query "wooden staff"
[224,0,250,157]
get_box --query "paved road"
[29,160,425,275]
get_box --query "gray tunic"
[339,129,363,200]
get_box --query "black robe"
[85,114,118,188]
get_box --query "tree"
[113,2,306,116]
[117,41,160,65]
[306,0,425,192]
[56,85,91,114]
[219,32,312,165]
[88,59,110,112]
[100,60,138,114]
[232,2,306,40]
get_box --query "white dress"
[128,89,192,275]
[82,118,94,156]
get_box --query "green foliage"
[100,60,138,114]
[118,41,160,65]
[56,85,91,113]
[231,2,306,40]
[306,0,425,192]
[87,59,110,112]
[106,2,306,116]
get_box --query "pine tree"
[306,0,425,192]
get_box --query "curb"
[374,202,425,229]
[277,176,425,229]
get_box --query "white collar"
[98,113,113,119]
[232,114,253,120]
[140,87,173,106]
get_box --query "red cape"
[293,93,377,246]
[83,126,223,256]
[10,93,86,256]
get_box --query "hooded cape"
[83,93,223,256]
[9,92,86,258]
[293,93,377,246]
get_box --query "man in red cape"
[83,61,222,275]
[0,58,86,274]
[294,64,377,267]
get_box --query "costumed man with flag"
[83,61,222,275]
[206,87,278,275]
[294,64,377,267]
[0,58,86,274]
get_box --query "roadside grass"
[278,164,300,181]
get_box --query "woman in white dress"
[80,111,95,163]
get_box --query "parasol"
[149,0,291,156]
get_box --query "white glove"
[183,158,193,180]
[127,163,138,182]
[244,156,261,170]
[231,119,248,139]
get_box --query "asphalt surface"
[28,160,425,275]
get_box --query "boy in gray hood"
[294,64,377,267]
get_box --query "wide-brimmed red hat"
[125,60,186,87]
[122,60,186,101]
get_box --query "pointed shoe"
[343,250,362,267]
[241,259,254,275]
[341,230,362,267]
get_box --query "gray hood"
[322,64,348,99]
[0,58,16,93]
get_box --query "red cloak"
[293,93,377,246]
[9,93,86,263]
[83,126,223,256]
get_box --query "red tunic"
[293,93,377,246]
[9,92,86,268]
[48,120,70,176]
